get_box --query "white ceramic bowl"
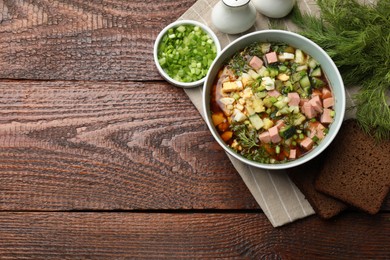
[154,20,221,88]
[203,30,346,170]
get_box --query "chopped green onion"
[157,24,217,83]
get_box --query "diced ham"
[299,98,309,106]
[265,52,278,64]
[322,87,332,99]
[309,95,323,113]
[323,97,334,108]
[275,120,285,129]
[259,131,271,143]
[269,126,281,143]
[316,123,326,139]
[288,92,300,106]
[302,102,317,119]
[308,122,326,139]
[249,56,263,70]
[321,108,334,124]
[268,89,281,97]
[289,149,297,159]
[300,137,314,150]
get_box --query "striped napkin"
[179,0,357,227]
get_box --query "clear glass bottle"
[211,0,257,35]
[252,0,295,18]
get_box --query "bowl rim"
[153,19,222,89]
[202,29,346,170]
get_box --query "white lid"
[222,0,250,7]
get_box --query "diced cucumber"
[276,106,290,116]
[291,71,306,83]
[268,66,279,78]
[308,58,319,69]
[280,125,296,139]
[274,99,288,109]
[263,117,274,130]
[255,91,268,99]
[311,67,322,77]
[299,75,311,89]
[311,77,326,88]
[279,65,288,72]
[263,97,273,108]
[246,105,256,115]
[249,114,264,130]
[293,113,306,126]
[275,80,283,92]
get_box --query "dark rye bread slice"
[288,153,348,219]
[315,119,390,214]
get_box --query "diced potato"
[252,98,265,113]
[233,109,247,122]
[277,73,290,81]
[219,97,235,105]
[261,77,275,90]
[243,87,253,98]
[236,103,244,111]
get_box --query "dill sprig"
[289,0,390,140]
[231,124,258,149]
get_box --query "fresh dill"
[288,0,390,140]
[231,124,258,150]
[230,123,271,163]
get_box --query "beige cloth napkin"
[179,0,357,227]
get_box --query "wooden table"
[0,1,389,258]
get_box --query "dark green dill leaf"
[227,52,250,76]
[246,42,265,58]
[231,123,258,150]
[290,0,390,140]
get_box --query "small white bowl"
[154,20,221,88]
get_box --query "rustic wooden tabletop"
[0,0,389,259]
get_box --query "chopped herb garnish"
[289,0,390,140]
[157,24,217,83]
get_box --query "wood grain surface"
[0,0,196,81]
[0,80,258,210]
[0,212,389,259]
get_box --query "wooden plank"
[0,80,388,211]
[0,0,196,81]
[0,80,258,210]
[0,212,389,259]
